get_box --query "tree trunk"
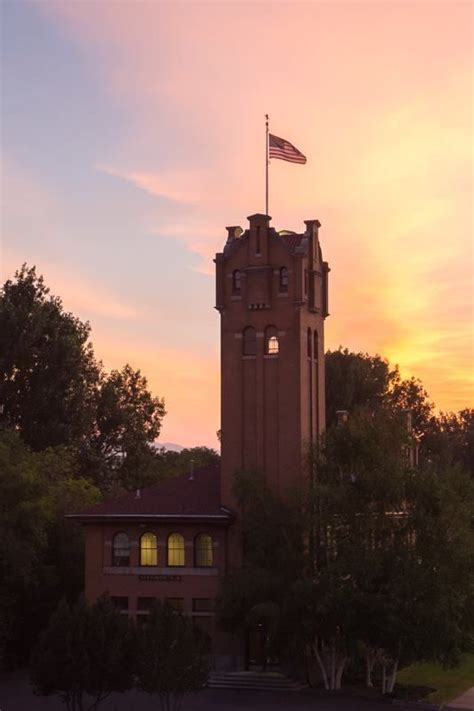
[330,637,336,690]
[312,638,329,690]
[365,651,375,687]
[335,658,347,689]
[386,659,399,694]
[381,663,386,694]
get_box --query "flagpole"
[265,114,269,215]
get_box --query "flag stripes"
[268,133,307,164]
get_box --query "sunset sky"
[1,1,472,448]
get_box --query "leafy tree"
[135,600,209,711]
[31,595,134,711]
[308,408,474,692]
[0,429,100,667]
[421,408,474,476]
[217,472,304,669]
[0,265,99,450]
[86,364,166,491]
[325,348,433,435]
[0,429,50,666]
[154,446,220,481]
[0,266,166,491]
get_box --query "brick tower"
[215,214,330,509]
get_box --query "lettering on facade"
[138,574,182,582]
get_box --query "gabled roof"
[67,464,233,524]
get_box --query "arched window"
[195,533,213,567]
[307,328,312,358]
[313,331,319,361]
[112,532,130,567]
[242,326,257,356]
[265,326,279,355]
[232,269,241,294]
[279,267,288,292]
[140,532,157,567]
[167,533,185,567]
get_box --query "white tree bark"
[386,659,399,694]
[365,651,376,687]
[335,658,347,689]
[312,638,329,690]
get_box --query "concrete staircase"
[207,670,307,691]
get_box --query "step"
[208,672,307,691]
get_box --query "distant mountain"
[154,442,185,452]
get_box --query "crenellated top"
[215,213,330,317]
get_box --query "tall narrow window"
[232,269,241,294]
[167,533,185,567]
[313,331,319,361]
[304,269,309,295]
[140,532,157,566]
[279,267,288,292]
[112,532,130,567]
[265,326,279,355]
[243,326,257,356]
[195,533,213,567]
[256,226,261,254]
[307,328,312,358]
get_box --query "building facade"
[72,213,329,668]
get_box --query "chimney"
[189,459,195,481]
[336,410,349,425]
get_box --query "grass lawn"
[397,653,474,705]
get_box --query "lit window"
[195,533,213,567]
[232,269,241,294]
[112,532,130,567]
[167,533,185,567]
[140,532,157,566]
[279,267,288,292]
[265,326,279,355]
[307,328,312,359]
[243,326,257,356]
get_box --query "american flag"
[268,133,307,164]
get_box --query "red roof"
[68,464,232,524]
[279,232,305,250]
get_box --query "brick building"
[71,213,329,669]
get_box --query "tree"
[86,364,166,491]
[0,429,50,666]
[31,595,134,711]
[154,446,220,481]
[308,407,474,693]
[325,348,433,435]
[0,265,99,450]
[0,428,100,667]
[217,472,305,670]
[0,266,167,492]
[135,601,209,711]
[421,408,474,476]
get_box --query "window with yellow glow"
[265,326,279,355]
[167,533,185,567]
[140,532,158,566]
[195,533,213,567]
